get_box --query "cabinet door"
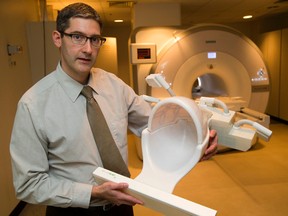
[280,28,288,121]
[258,30,281,117]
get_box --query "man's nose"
[83,39,93,53]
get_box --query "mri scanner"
[131,24,270,113]
[130,24,272,152]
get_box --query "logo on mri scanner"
[251,68,268,82]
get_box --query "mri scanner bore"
[131,24,272,152]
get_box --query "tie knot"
[81,86,94,100]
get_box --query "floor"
[19,120,288,216]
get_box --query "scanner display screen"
[208,52,216,59]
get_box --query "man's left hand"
[200,129,218,161]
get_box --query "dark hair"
[56,3,103,33]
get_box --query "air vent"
[206,40,216,44]
[108,1,136,8]
[274,0,288,3]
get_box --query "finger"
[119,193,144,206]
[206,130,218,153]
[205,140,218,154]
[115,182,129,190]
[110,183,144,206]
[209,129,217,138]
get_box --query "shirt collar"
[54,63,84,103]
[87,68,104,95]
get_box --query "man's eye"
[72,34,85,41]
[91,37,100,43]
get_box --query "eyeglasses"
[61,32,106,48]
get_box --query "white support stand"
[93,167,217,216]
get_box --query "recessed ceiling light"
[114,19,124,23]
[243,15,253,19]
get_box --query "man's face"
[53,17,102,84]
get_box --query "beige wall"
[257,28,288,121]
[0,0,40,215]
[103,24,132,85]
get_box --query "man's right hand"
[91,182,144,206]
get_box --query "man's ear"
[52,31,62,48]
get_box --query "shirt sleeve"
[10,100,92,208]
[125,85,152,137]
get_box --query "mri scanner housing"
[130,24,270,114]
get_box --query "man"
[10,3,217,216]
